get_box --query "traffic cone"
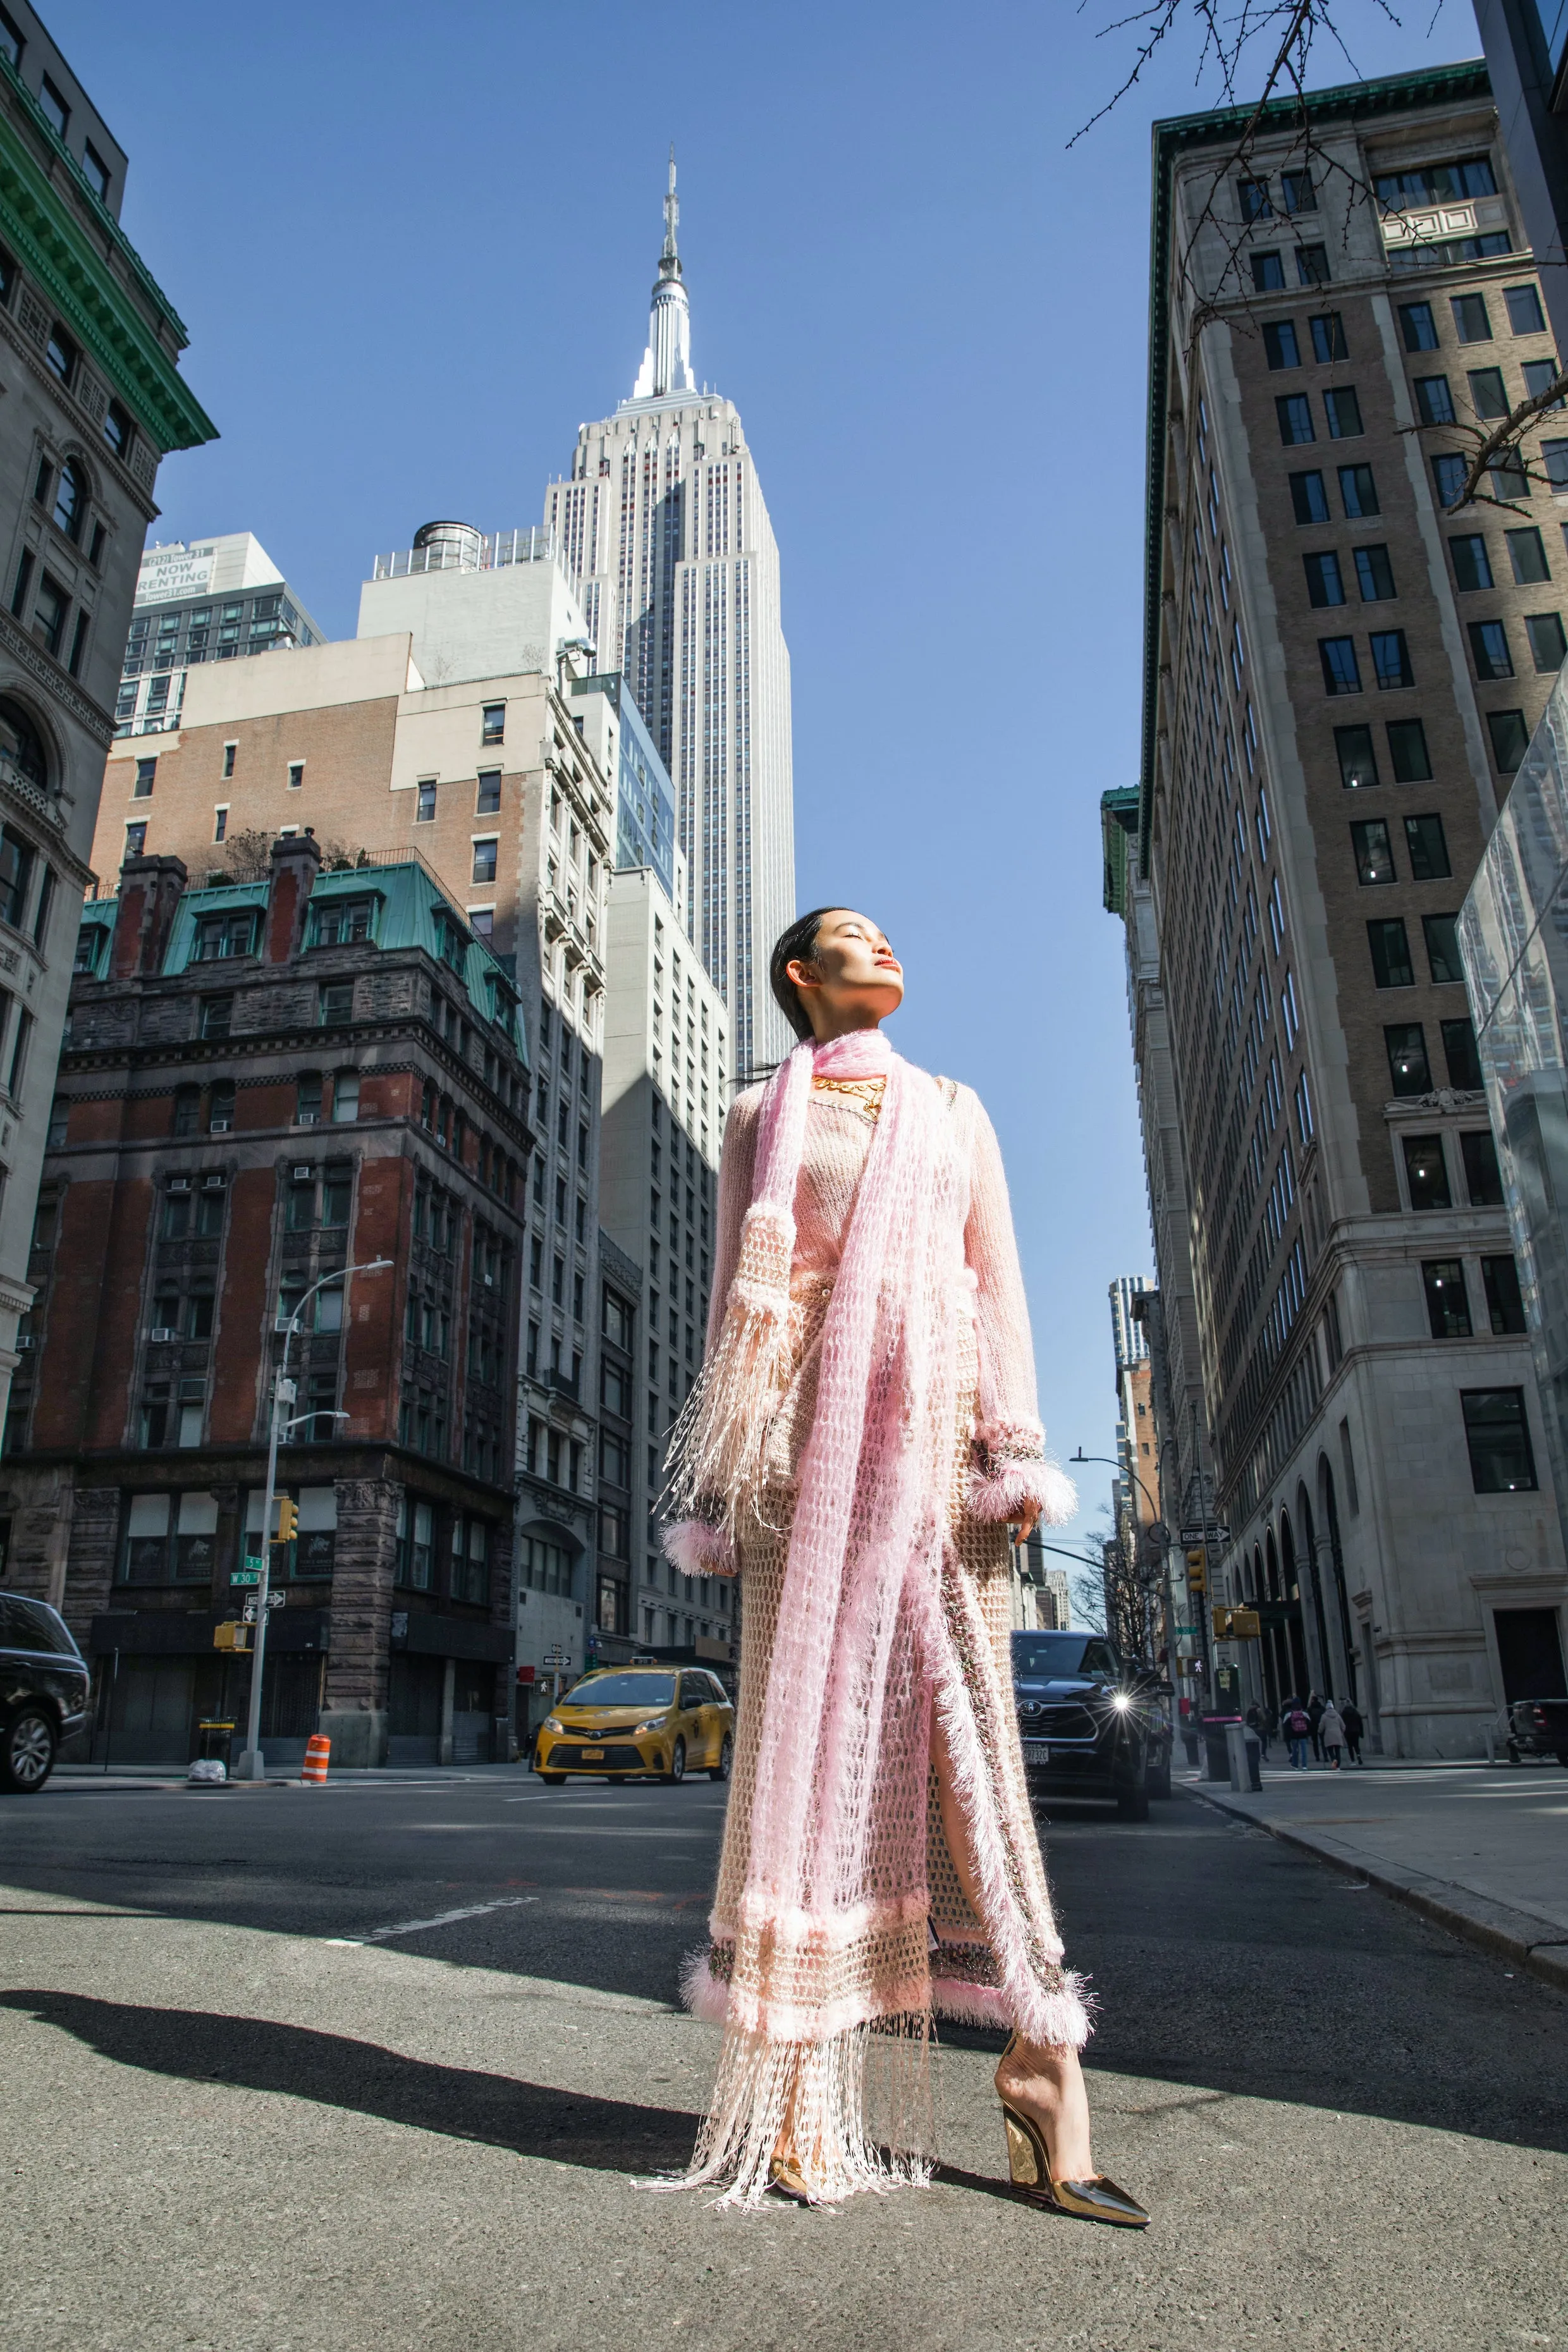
[302,1733,331,1784]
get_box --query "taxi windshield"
[563,1672,676,1707]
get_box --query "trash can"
[193,1719,235,1779]
[1225,1720,1263,1793]
[1201,1715,1239,1782]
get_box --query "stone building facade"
[0,9,213,1501]
[1119,63,1568,1755]
[3,833,527,1766]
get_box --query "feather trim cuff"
[662,1519,738,1578]
[968,1424,1077,1524]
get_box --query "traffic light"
[1185,1547,1207,1593]
[214,1621,252,1651]
[274,1497,298,1546]
[1211,1605,1263,1641]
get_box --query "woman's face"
[787,910,904,1036]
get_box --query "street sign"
[1179,1523,1230,1548]
[231,1569,261,1586]
[1175,1623,1198,1636]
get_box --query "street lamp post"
[1069,1449,1167,1660]
[233,1258,392,1784]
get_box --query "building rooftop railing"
[370,527,558,581]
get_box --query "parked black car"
[0,1591,90,1792]
[1504,1696,1568,1766]
[1010,1629,1173,1821]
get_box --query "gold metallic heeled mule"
[1000,2098,1149,2229]
[768,2151,816,2203]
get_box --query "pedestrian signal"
[274,1497,298,1545]
[1211,1605,1262,1641]
[1185,1547,1207,1591]
[214,1620,252,1651]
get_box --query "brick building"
[3,831,530,1767]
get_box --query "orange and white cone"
[302,1733,331,1784]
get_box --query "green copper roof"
[1135,59,1494,882]
[1100,787,1140,917]
[0,55,216,454]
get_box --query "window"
[1462,1128,1505,1204]
[1414,375,1455,425]
[1482,1256,1527,1335]
[1406,814,1452,881]
[476,769,501,814]
[1370,630,1413,689]
[222,742,236,780]
[296,1072,322,1124]
[193,910,255,962]
[212,805,229,845]
[1387,1024,1431,1096]
[1351,818,1396,884]
[1488,709,1531,771]
[1470,620,1514,680]
[322,1168,352,1227]
[1335,724,1379,788]
[1290,470,1330,524]
[1320,636,1361,694]
[1263,320,1300,368]
[1399,301,1439,353]
[1432,454,1468,508]
[1280,966,1300,1048]
[319,982,353,1025]
[1378,156,1497,206]
[481,702,505,744]
[1403,1133,1452,1208]
[1324,386,1363,438]
[0,826,32,931]
[1505,284,1547,336]
[1452,293,1493,344]
[1524,357,1564,405]
[314,895,372,947]
[1294,1067,1315,1143]
[1282,170,1317,214]
[125,821,147,859]
[102,401,131,460]
[1252,251,1285,292]
[1275,393,1314,445]
[1467,366,1510,420]
[1507,527,1550,584]
[415,779,436,823]
[1450,534,1493,591]
[1423,1260,1472,1338]
[1239,177,1272,220]
[1295,244,1330,285]
[1304,550,1345,606]
[287,761,304,790]
[43,317,75,384]
[1461,1389,1536,1491]
[1368,917,1414,988]
[1309,310,1345,361]
[73,923,102,976]
[81,140,111,202]
[199,994,231,1039]
[1442,1015,1483,1088]
[472,837,498,884]
[32,575,66,658]
[469,907,493,939]
[51,459,83,542]
[1354,544,1396,600]
[1526,612,1567,671]
[331,1071,360,1123]
[1338,465,1378,517]
[37,72,70,135]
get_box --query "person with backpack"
[1319,1698,1346,1770]
[1307,1690,1325,1761]
[1285,1700,1313,1769]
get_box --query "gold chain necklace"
[812,1074,886,1121]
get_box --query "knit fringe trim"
[931,1968,1094,2045]
[661,1519,738,1579]
[652,2012,938,2210]
[663,1201,795,1531]
[967,1457,1079,1527]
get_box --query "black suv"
[1011,1629,1172,1822]
[0,1591,90,1792]
[1504,1696,1568,1766]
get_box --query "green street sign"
[1175,1624,1198,1636]
[231,1569,261,1586]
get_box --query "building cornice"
[0,94,216,455]
[1138,59,1496,878]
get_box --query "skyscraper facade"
[1117,64,1568,1756]
[544,160,795,1075]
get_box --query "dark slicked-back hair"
[769,907,843,1044]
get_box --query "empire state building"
[544,157,796,1075]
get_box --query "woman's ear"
[785,957,819,995]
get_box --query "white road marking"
[324,1894,539,1947]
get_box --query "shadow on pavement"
[0,1990,700,2173]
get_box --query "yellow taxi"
[533,1663,735,1785]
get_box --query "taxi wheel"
[709,1734,733,1784]
[538,1772,565,1785]
[664,1736,687,1785]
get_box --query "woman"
[661,908,1146,2225]
[1318,1698,1346,1772]
[1341,1697,1364,1766]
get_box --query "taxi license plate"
[1023,1741,1051,1763]
[580,1747,605,1761]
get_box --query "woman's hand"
[1012,1509,1039,1548]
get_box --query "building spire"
[630,147,696,401]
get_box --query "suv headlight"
[542,1716,563,1735]
[635,1715,668,1734]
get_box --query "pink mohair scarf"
[661,1030,1086,2207]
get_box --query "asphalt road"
[1,1766,1564,2352]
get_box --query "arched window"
[0,697,47,788]
[52,458,84,543]
[1265,1529,1280,1600]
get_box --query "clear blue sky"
[51,0,1476,1555]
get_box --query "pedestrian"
[1266,1700,1280,1750]
[1342,1699,1364,1766]
[1246,1701,1270,1760]
[660,910,1146,2226]
[1319,1698,1346,1770]
[1285,1700,1313,1769]
[1307,1689,1325,1761]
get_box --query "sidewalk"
[1185,1754,1568,1992]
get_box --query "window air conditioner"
[293,1165,314,1180]
[169,1177,191,1193]
[203,1174,224,1189]
[150,1326,178,1343]
[297,1113,319,1125]
[16,1334,34,1349]
[209,1120,231,1133]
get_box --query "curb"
[1180,1779,1568,1995]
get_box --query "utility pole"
[233,1259,391,1784]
